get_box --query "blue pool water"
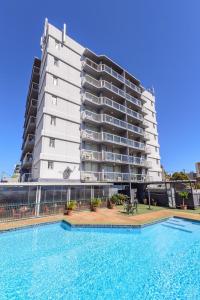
[1,218,200,300]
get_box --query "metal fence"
[0,184,110,222]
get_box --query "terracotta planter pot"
[181,204,187,210]
[107,203,115,209]
[91,206,99,212]
[67,209,73,215]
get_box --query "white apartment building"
[21,19,162,183]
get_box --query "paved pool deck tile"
[0,207,200,232]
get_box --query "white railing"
[82,110,144,135]
[23,134,35,150]
[83,58,142,94]
[82,75,142,108]
[81,130,145,150]
[22,153,33,165]
[81,150,149,166]
[83,92,143,121]
[81,171,148,182]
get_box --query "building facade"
[21,20,162,183]
[21,58,41,181]
[195,163,200,181]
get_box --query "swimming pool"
[0,218,200,300]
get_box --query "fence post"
[35,186,41,217]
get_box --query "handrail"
[83,58,141,94]
[83,92,143,121]
[81,129,145,150]
[82,74,142,108]
[82,110,144,135]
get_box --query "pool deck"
[1,207,200,232]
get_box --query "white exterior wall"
[32,20,162,182]
[141,90,162,181]
[32,22,84,181]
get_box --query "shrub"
[67,200,77,210]
[111,193,127,205]
[91,198,101,207]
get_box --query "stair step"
[165,221,185,227]
[162,224,192,233]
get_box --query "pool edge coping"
[0,217,174,233]
[1,214,200,234]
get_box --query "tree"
[171,172,189,181]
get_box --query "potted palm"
[179,191,188,210]
[91,198,101,212]
[107,198,115,209]
[64,200,77,215]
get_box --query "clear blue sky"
[0,0,199,176]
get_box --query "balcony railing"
[82,75,142,108]
[83,58,142,94]
[81,171,148,182]
[25,99,38,117]
[83,92,143,121]
[82,110,144,136]
[22,153,33,166]
[81,130,145,151]
[81,150,150,167]
[23,134,35,151]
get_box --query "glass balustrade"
[81,171,147,182]
[81,130,145,150]
[83,110,144,135]
[84,58,142,94]
[83,75,142,107]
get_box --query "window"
[54,57,59,67]
[50,116,56,125]
[154,134,156,140]
[156,159,159,164]
[52,95,57,105]
[48,161,54,169]
[151,101,154,106]
[155,146,158,152]
[49,138,55,148]
[153,123,156,129]
[152,112,155,117]
[158,172,160,177]
[55,40,60,49]
[53,76,58,86]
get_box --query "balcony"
[21,173,32,182]
[23,134,35,152]
[81,129,145,151]
[22,153,33,168]
[82,75,142,108]
[81,171,147,182]
[81,150,150,167]
[82,110,144,136]
[82,92,143,122]
[83,58,142,95]
[24,116,36,136]
[25,99,38,117]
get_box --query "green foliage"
[67,200,77,210]
[171,172,189,181]
[111,193,128,205]
[178,191,189,207]
[91,198,101,207]
[178,191,189,199]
